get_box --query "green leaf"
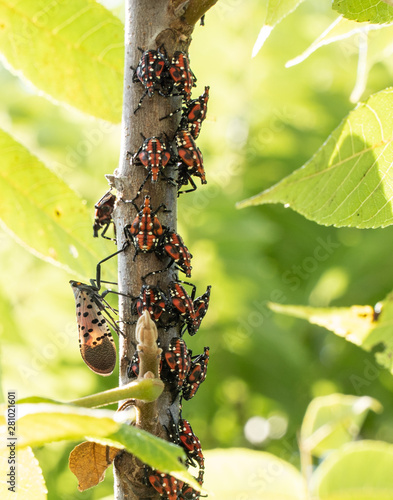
[333,0,393,24]
[4,404,199,491]
[268,293,393,374]
[71,379,164,406]
[286,17,381,68]
[268,302,377,346]
[301,394,382,458]
[107,426,202,490]
[0,0,124,122]
[18,379,164,407]
[237,88,393,229]
[0,447,47,499]
[252,0,306,56]
[203,448,306,499]
[310,441,393,500]
[0,128,114,278]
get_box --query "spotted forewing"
[70,281,117,376]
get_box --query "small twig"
[133,311,163,435]
[184,0,219,26]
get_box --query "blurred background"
[2,0,393,498]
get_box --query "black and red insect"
[126,350,140,379]
[143,232,193,280]
[124,195,167,260]
[133,284,167,323]
[168,281,196,335]
[93,190,116,239]
[168,282,210,336]
[161,232,193,278]
[179,419,205,470]
[180,485,201,500]
[183,347,210,400]
[131,135,175,197]
[167,51,196,101]
[162,337,191,389]
[69,244,128,376]
[125,197,192,278]
[176,129,206,194]
[147,470,183,500]
[160,86,210,140]
[132,48,167,113]
[179,467,205,499]
[192,286,212,335]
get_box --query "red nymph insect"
[183,347,210,400]
[167,51,196,101]
[132,48,167,113]
[147,470,183,500]
[133,284,167,323]
[93,190,116,240]
[162,337,191,390]
[124,195,167,260]
[176,129,206,195]
[160,86,210,140]
[131,135,175,199]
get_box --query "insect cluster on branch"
[70,46,211,500]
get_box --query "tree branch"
[112,0,184,498]
[168,0,219,40]
[184,0,219,26]
[112,0,216,497]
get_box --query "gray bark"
[112,0,218,497]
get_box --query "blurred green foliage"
[2,0,393,498]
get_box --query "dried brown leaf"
[69,441,120,491]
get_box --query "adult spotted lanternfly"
[70,244,128,376]
[70,281,118,376]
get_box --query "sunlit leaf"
[300,394,382,458]
[0,128,114,278]
[333,0,393,24]
[69,441,119,491]
[237,88,393,229]
[268,293,393,374]
[268,302,377,345]
[0,447,47,499]
[5,404,200,490]
[310,441,393,499]
[252,0,305,57]
[203,448,306,499]
[286,16,384,68]
[0,0,124,122]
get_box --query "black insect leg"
[94,241,130,290]
[176,280,197,300]
[159,107,182,121]
[134,89,148,114]
[177,174,197,195]
[100,221,117,242]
